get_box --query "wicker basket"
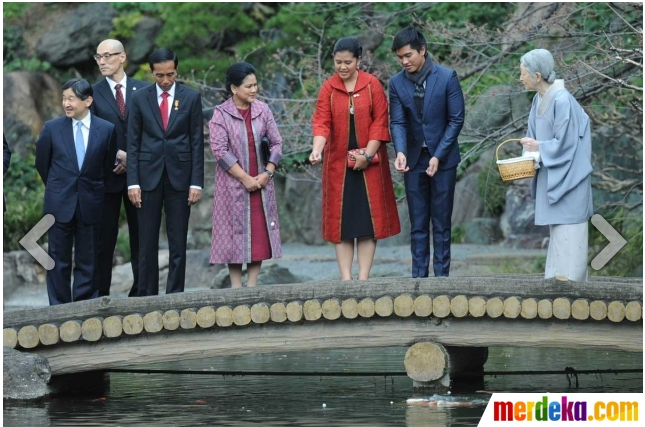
[495,139,536,182]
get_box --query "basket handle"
[495,138,523,162]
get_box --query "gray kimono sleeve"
[539,96,593,205]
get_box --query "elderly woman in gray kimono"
[519,49,593,282]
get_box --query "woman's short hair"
[333,37,362,59]
[520,49,556,83]
[225,62,257,94]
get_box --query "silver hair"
[520,49,557,83]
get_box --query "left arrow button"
[19,214,56,270]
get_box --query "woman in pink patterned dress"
[209,62,283,288]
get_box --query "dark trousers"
[47,202,99,305]
[138,169,191,296]
[96,187,139,297]
[404,149,457,277]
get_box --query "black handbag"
[260,136,270,166]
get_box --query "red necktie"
[114,84,126,119]
[160,92,169,131]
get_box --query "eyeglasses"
[93,52,123,61]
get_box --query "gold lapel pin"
[174,100,180,110]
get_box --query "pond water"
[3,346,642,426]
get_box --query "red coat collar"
[327,70,372,93]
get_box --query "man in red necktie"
[127,48,204,296]
[91,39,150,298]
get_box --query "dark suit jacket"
[91,77,150,193]
[127,83,204,191]
[389,62,465,170]
[35,115,116,224]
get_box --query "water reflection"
[3,347,641,426]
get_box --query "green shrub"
[3,58,52,73]
[3,152,45,252]
[3,3,30,20]
[109,12,143,40]
[451,225,466,244]
[532,255,547,273]
[3,25,27,66]
[477,161,508,216]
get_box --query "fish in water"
[406,395,488,407]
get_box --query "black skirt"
[340,114,374,240]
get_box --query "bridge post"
[404,342,488,392]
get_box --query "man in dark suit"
[127,48,204,296]
[91,39,150,297]
[389,27,465,277]
[36,79,116,305]
[3,133,10,213]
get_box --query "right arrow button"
[590,214,628,270]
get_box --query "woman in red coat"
[309,37,401,280]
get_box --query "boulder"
[3,347,51,400]
[463,85,529,135]
[35,3,118,67]
[499,183,549,248]
[275,170,325,245]
[464,218,502,245]
[123,16,163,69]
[187,145,215,250]
[3,250,47,300]
[452,173,486,228]
[211,263,311,289]
[3,72,62,156]
[185,249,224,289]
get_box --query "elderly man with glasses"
[90,39,150,298]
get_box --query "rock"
[185,250,224,289]
[452,173,485,228]
[503,234,550,250]
[464,218,502,245]
[3,250,47,300]
[123,17,163,68]
[3,72,62,156]
[111,249,223,294]
[3,347,51,400]
[275,170,325,245]
[35,4,118,67]
[499,183,548,238]
[109,262,136,295]
[464,85,528,134]
[211,263,311,289]
[188,145,215,250]
[499,181,549,248]
[210,268,231,289]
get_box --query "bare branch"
[607,2,643,34]
[578,60,643,91]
